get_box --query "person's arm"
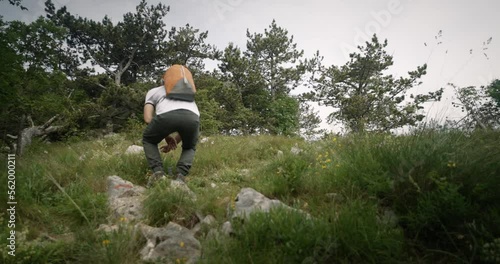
[170,133,182,144]
[160,133,182,153]
[143,104,154,124]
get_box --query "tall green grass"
[0,126,499,263]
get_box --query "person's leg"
[142,113,176,173]
[175,110,200,176]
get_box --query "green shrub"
[143,182,198,228]
[69,225,144,264]
[203,208,337,264]
[258,153,310,198]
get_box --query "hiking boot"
[175,173,186,183]
[147,171,166,188]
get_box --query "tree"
[6,17,77,75]
[451,79,500,130]
[487,79,500,107]
[298,100,325,139]
[1,0,27,10]
[0,18,23,148]
[245,19,305,99]
[307,35,443,133]
[218,20,309,135]
[0,17,72,152]
[165,24,219,72]
[45,0,170,86]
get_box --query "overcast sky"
[1,0,499,132]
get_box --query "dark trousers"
[142,109,199,176]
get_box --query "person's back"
[142,74,200,187]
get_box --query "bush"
[143,182,198,228]
[203,208,337,264]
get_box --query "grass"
[0,125,499,263]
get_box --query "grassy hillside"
[1,126,499,263]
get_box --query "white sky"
[1,0,499,132]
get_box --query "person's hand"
[160,136,177,153]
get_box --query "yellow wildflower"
[447,162,457,168]
[119,217,126,222]
[102,239,110,246]
[180,241,185,248]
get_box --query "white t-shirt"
[144,86,200,116]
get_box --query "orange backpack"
[163,65,196,102]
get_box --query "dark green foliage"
[307,35,443,133]
[260,153,310,198]
[451,79,500,130]
[1,0,27,10]
[322,130,500,262]
[218,20,311,135]
[203,202,403,264]
[45,0,170,86]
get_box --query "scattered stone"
[191,215,217,235]
[107,176,146,222]
[200,137,209,143]
[231,188,310,220]
[125,145,143,155]
[101,175,203,263]
[277,150,284,157]
[378,209,398,227]
[290,144,302,155]
[221,221,233,236]
[210,182,217,188]
[138,222,201,263]
[170,180,197,201]
[195,211,205,222]
[202,215,216,226]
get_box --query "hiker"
[142,65,199,187]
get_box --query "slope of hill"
[1,127,499,263]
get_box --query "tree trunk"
[115,72,122,86]
[15,115,62,156]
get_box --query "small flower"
[321,165,327,169]
[447,161,457,168]
[325,159,331,163]
[176,259,181,264]
[119,217,126,222]
[332,137,337,142]
[102,239,110,246]
[180,241,185,248]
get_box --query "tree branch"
[83,43,114,76]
